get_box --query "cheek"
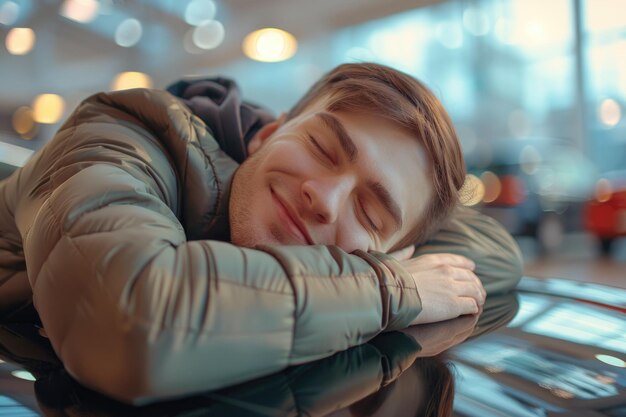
[261,141,318,174]
[334,212,370,253]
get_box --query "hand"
[400,313,480,357]
[389,246,486,325]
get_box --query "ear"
[247,112,287,155]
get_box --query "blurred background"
[0,0,624,285]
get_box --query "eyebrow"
[314,112,404,232]
[316,112,358,162]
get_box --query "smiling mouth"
[271,189,312,245]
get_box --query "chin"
[230,219,276,248]
[230,225,259,248]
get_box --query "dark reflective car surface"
[1,277,625,417]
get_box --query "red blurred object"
[492,175,527,206]
[584,189,626,237]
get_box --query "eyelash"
[360,200,379,232]
[308,135,335,165]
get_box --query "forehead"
[299,109,433,241]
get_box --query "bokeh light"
[0,1,19,26]
[12,106,38,139]
[508,109,531,137]
[111,71,153,91]
[243,28,297,62]
[192,20,224,50]
[598,98,621,127]
[594,178,613,203]
[32,94,65,124]
[115,18,143,47]
[60,0,100,24]
[185,0,216,26]
[481,171,502,203]
[494,17,514,43]
[520,145,542,175]
[459,174,485,206]
[463,7,490,36]
[5,27,35,55]
[436,22,463,49]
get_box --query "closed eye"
[308,134,335,164]
[359,199,379,232]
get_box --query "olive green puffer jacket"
[0,87,522,405]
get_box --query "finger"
[464,272,486,303]
[451,267,480,283]
[389,245,415,261]
[456,281,485,307]
[477,278,486,301]
[457,297,480,316]
[431,253,476,270]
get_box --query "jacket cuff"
[353,250,422,331]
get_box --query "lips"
[271,189,313,245]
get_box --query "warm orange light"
[459,174,485,206]
[243,28,297,62]
[111,72,152,91]
[5,27,35,55]
[32,94,65,124]
[481,171,502,203]
[60,0,99,23]
[12,106,35,134]
[595,178,613,203]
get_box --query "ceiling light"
[0,1,19,26]
[115,18,143,47]
[192,20,224,50]
[5,27,35,55]
[60,0,100,24]
[32,94,65,124]
[185,0,216,26]
[111,71,152,91]
[243,28,297,62]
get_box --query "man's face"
[229,100,432,253]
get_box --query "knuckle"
[439,264,454,274]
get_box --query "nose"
[301,176,355,224]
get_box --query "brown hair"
[287,63,466,250]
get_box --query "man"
[0,63,522,404]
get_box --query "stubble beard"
[230,159,256,248]
[230,149,290,248]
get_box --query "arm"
[19,90,421,405]
[414,204,524,294]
